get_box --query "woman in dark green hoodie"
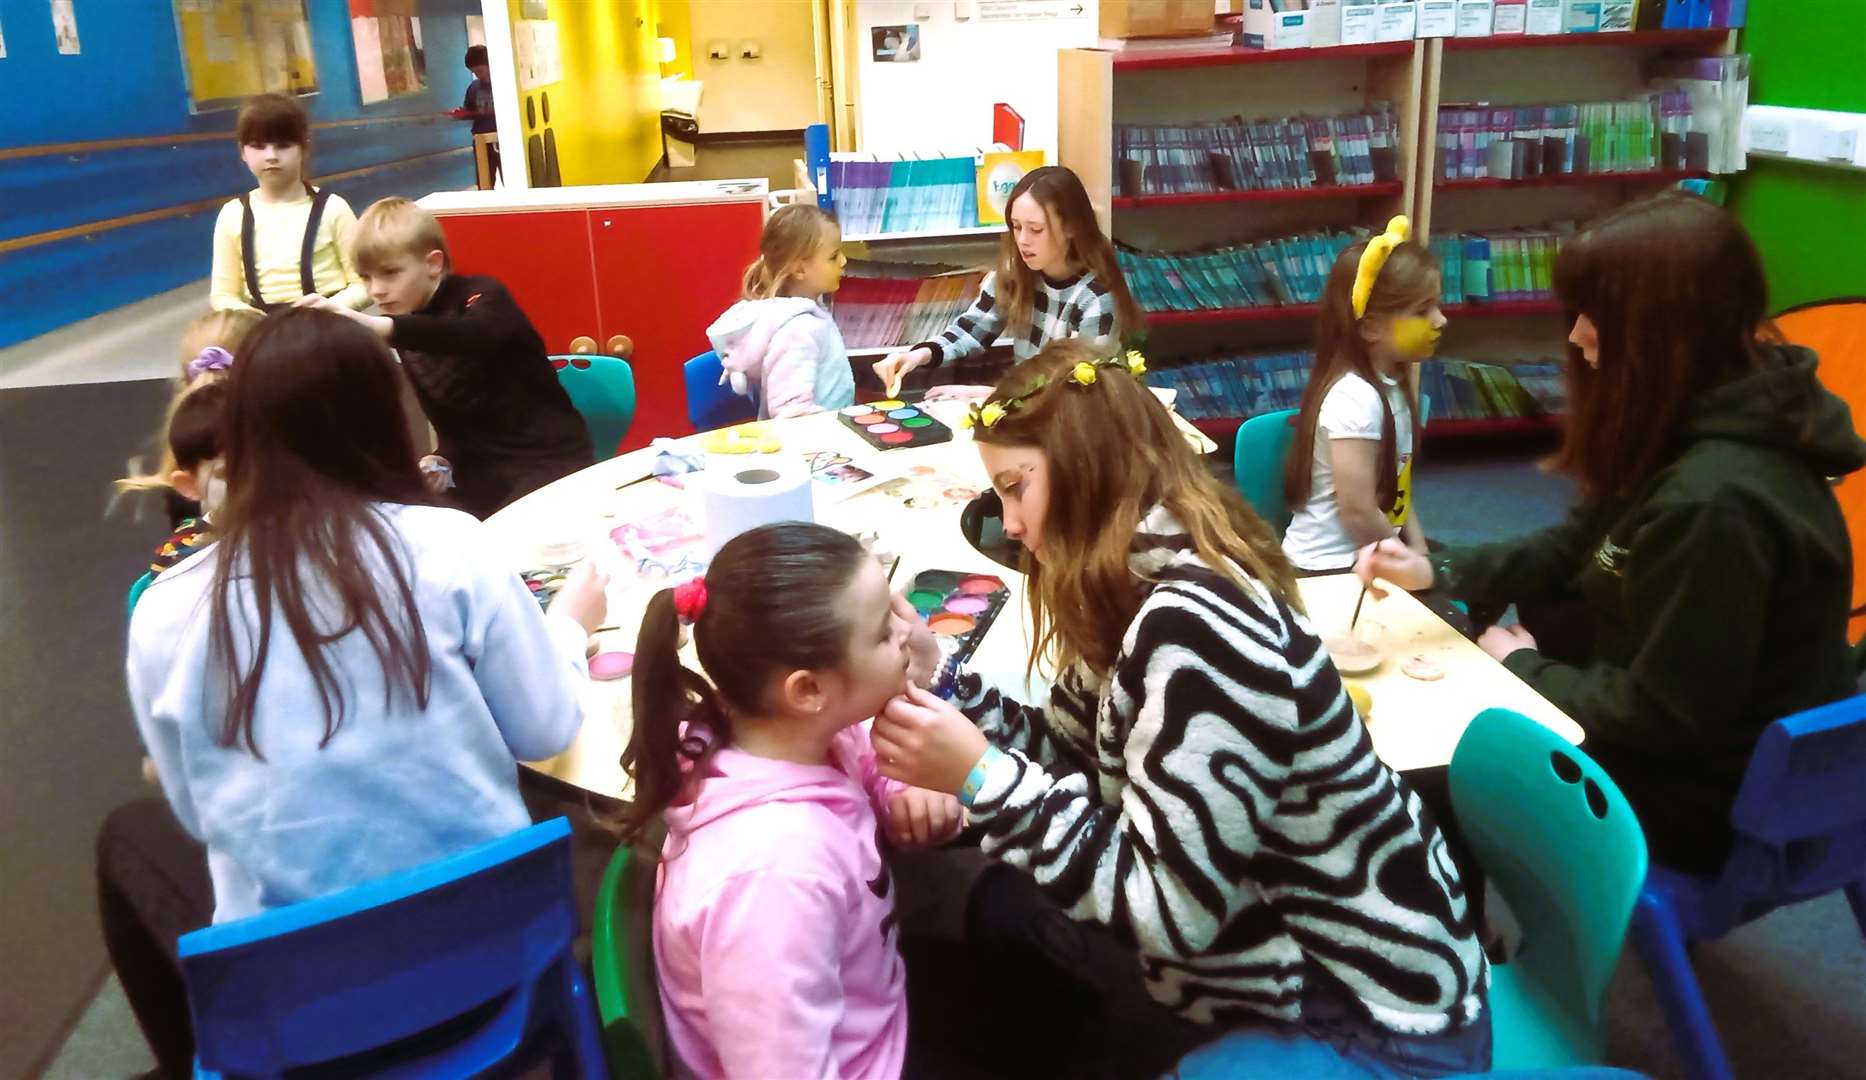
[1358,191,1866,874]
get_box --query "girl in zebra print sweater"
[874,341,1489,1076]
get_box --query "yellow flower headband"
[1352,215,1412,320]
[961,350,1148,429]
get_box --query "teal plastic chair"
[593,830,668,1080]
[1233,409,1298,537]
[551,354,637,460]
[127,571,155,616]
[1449,708,1649,1069]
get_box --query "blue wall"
[0,0,484,349]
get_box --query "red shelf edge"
[1435,169,1709,192]
[1145,304,1322,325]
[1113,182,1403,209]
[1444,28,1727,52]
[1111,40,1411,71]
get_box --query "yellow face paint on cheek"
[1393,316,1441,359]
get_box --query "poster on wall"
[349,0,427,104]
[0,14,8,59]
[871,25,920,63]
[52,0,80,54]
[513,19,561,89]
[171,0,319,112]
[465,15,485,48]
[978,0,1077,21]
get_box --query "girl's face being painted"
[1363,274,1447,369]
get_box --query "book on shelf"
[827,145,1014,236]
[1436,85,1719,181]
[1113,103,1400,197]
[1119,228,1362,313]
[1418,357,1562,424]
[1433,228,1566,305]
[831,267,988,352]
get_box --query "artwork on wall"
[0,13,9,59]
[466,14,485,48]
[171,0,319,113]
[871,25,919,63]
[52,0,79,55]
[349,0,427,104]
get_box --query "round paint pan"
[852,412,886,425]
[872,399,906,410]
[912,570,963,593]
[590,652,635,681]
[928,613,977,636]
[888,408,919,420]
[943,594,990,615]
[907,589,945,612]
[956,575,1005,595]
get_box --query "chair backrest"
[178,817,599,1077]
[1449,709,1649,1052]
[684,350,756,431]
[1722,693,1866,902]
[551,353,637,460]
[1774,299,1866,639]
[1233,409,1298,536]
[127,571,155,617]
[593,829,669,1080]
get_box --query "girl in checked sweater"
[874,340,1489,1078]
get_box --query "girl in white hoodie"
[706,204,854,419]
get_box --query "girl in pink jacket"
[705,204,855,419]
[619,523,959,1079]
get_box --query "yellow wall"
[508,0,664,186]
[684,0,820,133]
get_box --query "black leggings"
[96,798,213,1078]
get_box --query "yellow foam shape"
[700,423,782,454]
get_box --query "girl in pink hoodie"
[706,204,855,420]
[619,523,961,1079]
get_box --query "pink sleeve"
[845,726,963,843]
[699,869,850,1080]
[762,321,827,419]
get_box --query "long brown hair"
[973,340,1296,675]
[743,204,839,300]
[208,308,437,756]
[1285,237,1437,511]
[1550,191,1768,502]
[619,523,869,845]
[995,166,1145,343]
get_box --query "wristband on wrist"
[959,745,1004,808]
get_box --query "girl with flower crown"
[872,339,1491,1077]
[618,523,964,1079]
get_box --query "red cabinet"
[424,185,765,452]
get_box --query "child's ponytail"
[619,586,732,846]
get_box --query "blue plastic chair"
[1449,708,1649,1069]
[684,350,756,431]
[177,817,605,1078]
[1233,409,1298,537]
[1630,694,1866,1080]
[551,353,636,459]
[127,571,155,616]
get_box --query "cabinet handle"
[569,336,596,354]
[606,334,635,358]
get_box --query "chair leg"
[557,956,610,1080]
[1630,891,1735,1080]
[1847,880,1866,942]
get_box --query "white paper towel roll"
[697,457,815,557]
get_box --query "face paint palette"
[521,568,568,611]
[838,401,953,451]
[906,570,1010,681]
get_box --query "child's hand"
[873,686,989,795]
[885,786,961,848]
[873,347,932,399]
[1354,538,1433,599]
[547,561,611,637]
[1477,623,1537,662]
[892,592,941,689]
[141,756,160,785]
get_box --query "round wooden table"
[483,401,1582,800]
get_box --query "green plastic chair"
[551,354,637,461]
[1449,708,1649,1069]
[1233,409,1298,537]
[593,832,667,1080]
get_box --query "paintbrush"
[1348,583,1369,634]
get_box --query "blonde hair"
[119,311,259,493]
[743,204,839,300]
[973,340,1296,676]
[351,196,451,274]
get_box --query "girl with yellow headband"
[1283,216,1446,574]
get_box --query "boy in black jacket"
[309,196,593,518]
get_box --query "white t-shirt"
[1281,372,1415,572]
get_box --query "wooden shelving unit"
[1055,29,1733,442]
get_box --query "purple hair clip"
[187,346,234,381]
